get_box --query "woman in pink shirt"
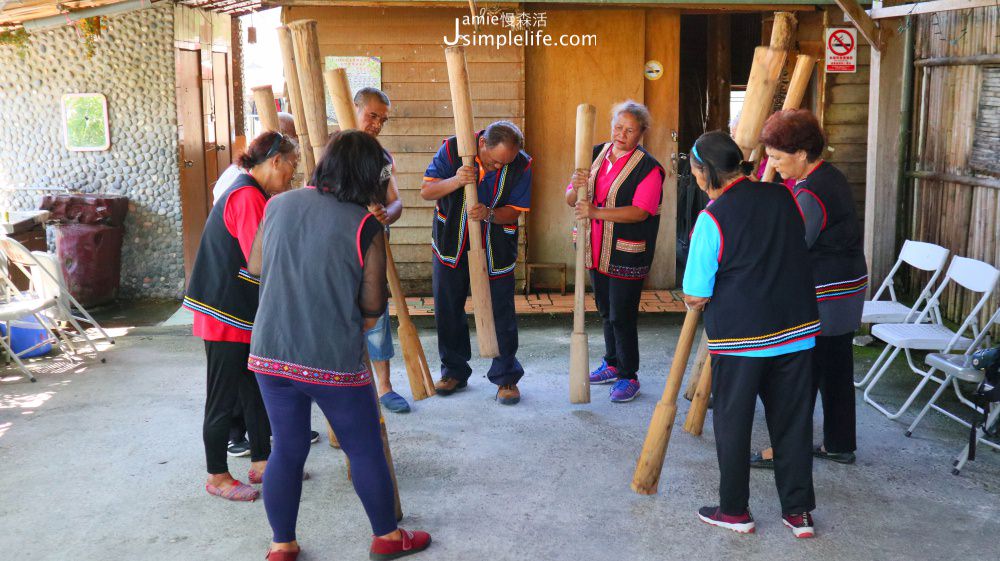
[565,101,665,403]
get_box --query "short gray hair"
[353,87,391,108]
[483,120,524,150]
[611,100,651,132]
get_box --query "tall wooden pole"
[251,85,280,132]
[287,20,329,166]
[444,45,499,359]
[569,104,596,404]
[632,310,702,494]
[276,25,315,177]
[733,12,797,160]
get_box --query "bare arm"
[420,165,477,201]
[247,219,265,276]
[359,228,388,331]
[574,203,650,224]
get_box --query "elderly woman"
[184,130,299,502]
[565,100,664,403]
[247,130,431,561]
[749,110,868,469]
[683,131,819,538]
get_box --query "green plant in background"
[0,27,31,59]
[63,94,110,151]
[75,16,102,58]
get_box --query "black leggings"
[203,340,271,474]
[813,333,857,453]
[591,271,644,380]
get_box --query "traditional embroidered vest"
[248,188,372,386]
[796,162,869,302]
[586,143,664,280]
[183,174,264,332]
[431,134,531,278]
[703,178,821,354]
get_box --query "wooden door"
[201,49,219,203]
[644,9,681,288]
[177,47,209,283]
[212,50,233,176]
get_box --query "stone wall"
[0,4,183,299]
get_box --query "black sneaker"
[697,506,755,534]
[782,512,816,538]
[813,445,855,464]
[310,431,320,444]
[227,439,251,457]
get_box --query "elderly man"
[352,87,412,414]
[420,121,532,406]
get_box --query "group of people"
[184,83,866,557]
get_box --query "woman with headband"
[565,100,665,403]
[183,130,300,502]
[682,131,820,538]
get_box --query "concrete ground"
[1,312,998,561]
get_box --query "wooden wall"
[908,6,999,330]
[282,5,526,294]
[524,7,647,286]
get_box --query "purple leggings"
[256,374,397,542]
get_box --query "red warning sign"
[825,28,857,73]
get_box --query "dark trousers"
[229,409,246,443]
[813,333,857,453]
[257,374,396,542]
[711,349,816,515]
[591,271,644,380]
[432,256,523,386]
[203,340,271,474]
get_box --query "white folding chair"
[862,240,949,325]
[903,307,999,442]
[0,236,114,357]
[861,256,1000,420]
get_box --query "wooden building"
[270,0,877,294]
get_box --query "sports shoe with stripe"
[697,506,756,534]
[589,360,618,384]
[609,379,640,402]
[782,512,816,538]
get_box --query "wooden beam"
[869,0,997,19]
[833,0,883,52]
[907,171,1000,191]
[915,54,1000,67]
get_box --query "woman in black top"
[751,109,868,468]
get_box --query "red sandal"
[205,480,259,502]
[369,528,432,560]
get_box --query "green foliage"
[75,16,102,58]
[0,27,30,59]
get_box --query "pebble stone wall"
[0,4,184,299]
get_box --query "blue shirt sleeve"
[682,211,722,298]
[505,157,532,210]
[424,140,455,181]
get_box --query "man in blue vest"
[420,121,531,405]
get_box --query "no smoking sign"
[825,27,858,73]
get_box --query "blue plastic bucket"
[0,316,53,358]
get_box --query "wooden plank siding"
[907,6,999,335]
[283,6,526,294]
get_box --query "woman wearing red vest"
[565,101,664,403]
[183,131,299,502]
[750,110,868,469]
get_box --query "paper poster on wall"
[825,28,857,73]
[324,56,382,125]
[62,93,110,151]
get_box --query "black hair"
[483,120,524,150]
[690,131,753,190]
[237,130,298,169]
[311,130,390,206]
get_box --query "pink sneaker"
[205,479,259,502]
[782,512,816,538]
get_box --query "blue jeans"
[365,308,394,362]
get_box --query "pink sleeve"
[630,168,664,216]
[223,186,267,261]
